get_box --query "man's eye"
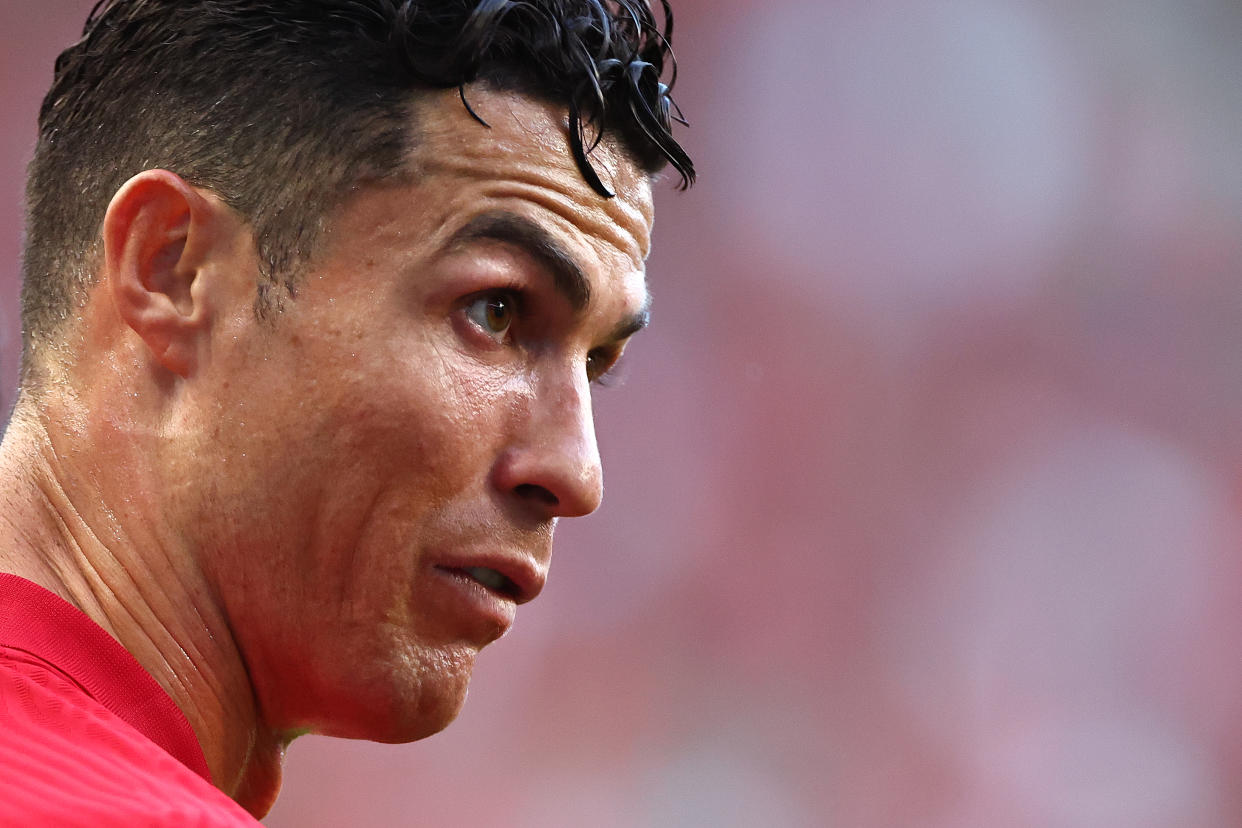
[586,349,625,386]
[465,292,516,341]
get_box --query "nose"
[493,370,603,519]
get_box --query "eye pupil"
[485,296,511,332]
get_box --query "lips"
[459,566,519,597]
[434,554,546,605]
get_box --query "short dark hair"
[19,0,693,375]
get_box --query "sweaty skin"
[0,86,653,816]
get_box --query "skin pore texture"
[0,86,654,817]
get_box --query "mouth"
[435,562,541,604]
[456,566,521,600]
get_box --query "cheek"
[323,352,520,496]
[442,359,538,468]
[231,314,533,521]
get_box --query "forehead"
[403,86,656,270]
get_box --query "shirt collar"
[0,572,212,782]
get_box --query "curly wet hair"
[19,0,693,368]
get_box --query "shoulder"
[0,648,259,827]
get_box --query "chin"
[314,644,479,744]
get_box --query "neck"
[0,401,286,817]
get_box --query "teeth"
[464,566,509,592]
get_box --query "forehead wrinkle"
[422,154,652,270]
[410,86,654,260]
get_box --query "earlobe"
[104,170,219,378]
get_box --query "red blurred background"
[4,2,1242,826]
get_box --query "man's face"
[181,87,653,741]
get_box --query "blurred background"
[4,1,1242,825]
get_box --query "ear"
[103,170,226,378]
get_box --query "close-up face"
[178,87,654,742]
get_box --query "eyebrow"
[612,297,651,341]
[448,211,592,312]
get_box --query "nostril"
[514,483,558,507]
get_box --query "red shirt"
[0,573,260,826]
